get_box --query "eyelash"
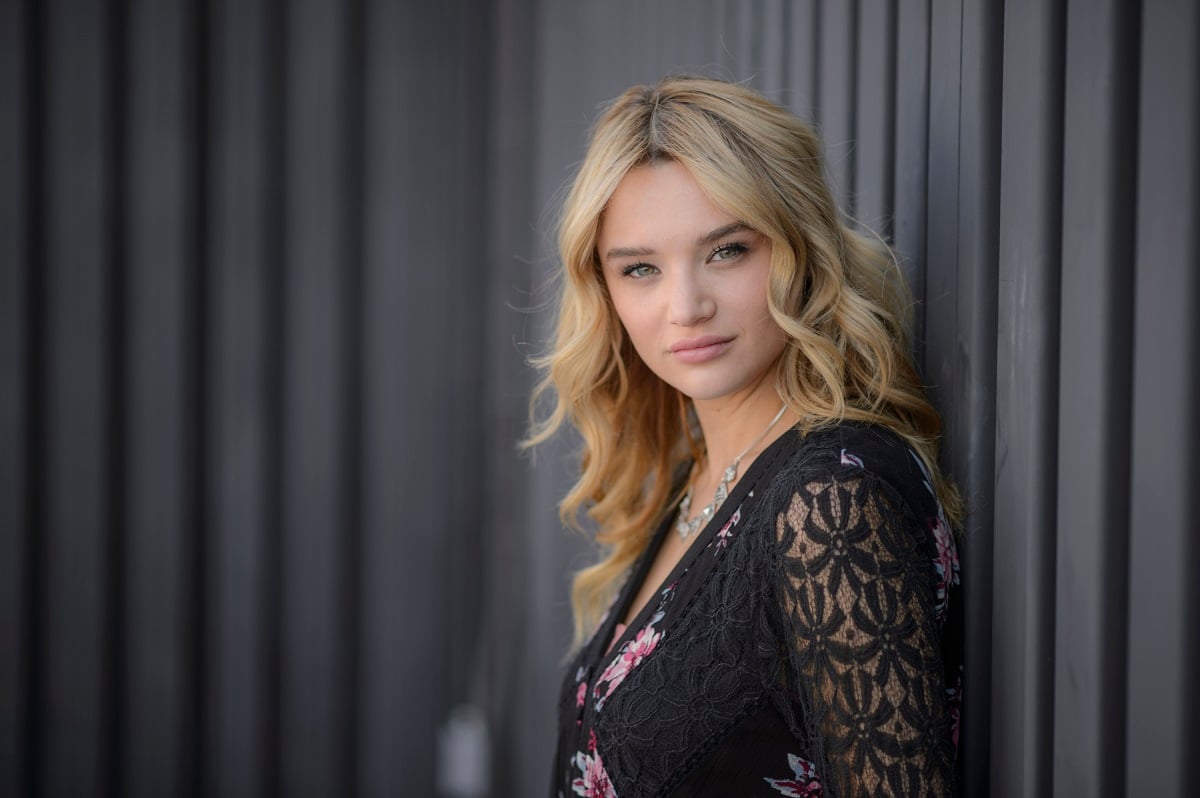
[710,242,748,261]
[619,242,750,278]
[621,263,656,278]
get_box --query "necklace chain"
[674,404,788,541]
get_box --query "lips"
[669,335,734,364]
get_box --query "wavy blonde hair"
[526,76,962,645]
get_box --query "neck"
[692,387,793,474]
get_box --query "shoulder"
[768,423,935,511]
[747,422,944,559]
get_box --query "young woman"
[528,76,964,798]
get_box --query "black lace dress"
[550,424,963,797]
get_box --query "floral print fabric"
[551,424,963,797]
[765,754,823,796]
[571,730,617,798]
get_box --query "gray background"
[1,0,1197,796]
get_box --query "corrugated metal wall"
[1,0,492,795]
[2,1,1197,796]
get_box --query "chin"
[666,377,747,403]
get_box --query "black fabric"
[551,424,963,798]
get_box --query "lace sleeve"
[768,473,956,797]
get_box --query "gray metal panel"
[481,1,543,793]
[123,0,195,793]
[954,1,1002,794]
[785,0,818,119]
[407,0,490,793]
[1126,1,1200,795]
[923,0,961,417]
[759,0,788,92]
[893,0,929,336]
[279,0,352,793]
[0,0,26,793]
[204,0,271,794]
[817,0,857,212]
[40,0,114,793]
[661,0,710,76]
[1052,1,1137,794]
[358,2,426,793]
[853,0,896,237]
[408,0,465,785]
[442,0,490,718]
[992,1,1065,796]
[724,0,756,82]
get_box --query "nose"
[666,268,716,327]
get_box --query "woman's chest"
[557,516,780,794]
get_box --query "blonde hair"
[526,76,963,645]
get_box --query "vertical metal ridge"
[883,1,897,235]
[339,0,366,792]
[1188,12,1200,789]
[104,0,130,792]
[852,0,896,238]
[1095,5,1138,789]
[186,0,211,793]
[123,0,199,791]
[21,0,45,794]
[203,0,272,793]
[278,0,352,789]
[0,0,27,794]
[893,0,932,358]
[813,0,823,124]
[261,0,286,795]
[783,0,817,119]
[847,0,860,217]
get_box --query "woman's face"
[597,160,788,406]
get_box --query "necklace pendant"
[673,404,788,543]
[676,514,699,541]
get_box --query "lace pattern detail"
[765,472,956,796]
[595,550,769,794]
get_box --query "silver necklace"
[674,404,788,540]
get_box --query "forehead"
[598,161,736,252]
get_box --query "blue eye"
[621,263,658,278]
[710,242,748,262]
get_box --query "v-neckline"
[591,426,799,665]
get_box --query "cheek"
[732,286,777,332]
[609,292,654,339]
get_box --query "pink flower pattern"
[947,666,964,749]
[930,513,960,621]
[715,506,741,549]
[903,449,961,621]
[764,753,823,796]
[571,730,617,798]
[593,624,662,712]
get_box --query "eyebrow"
[602,222,751,261]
